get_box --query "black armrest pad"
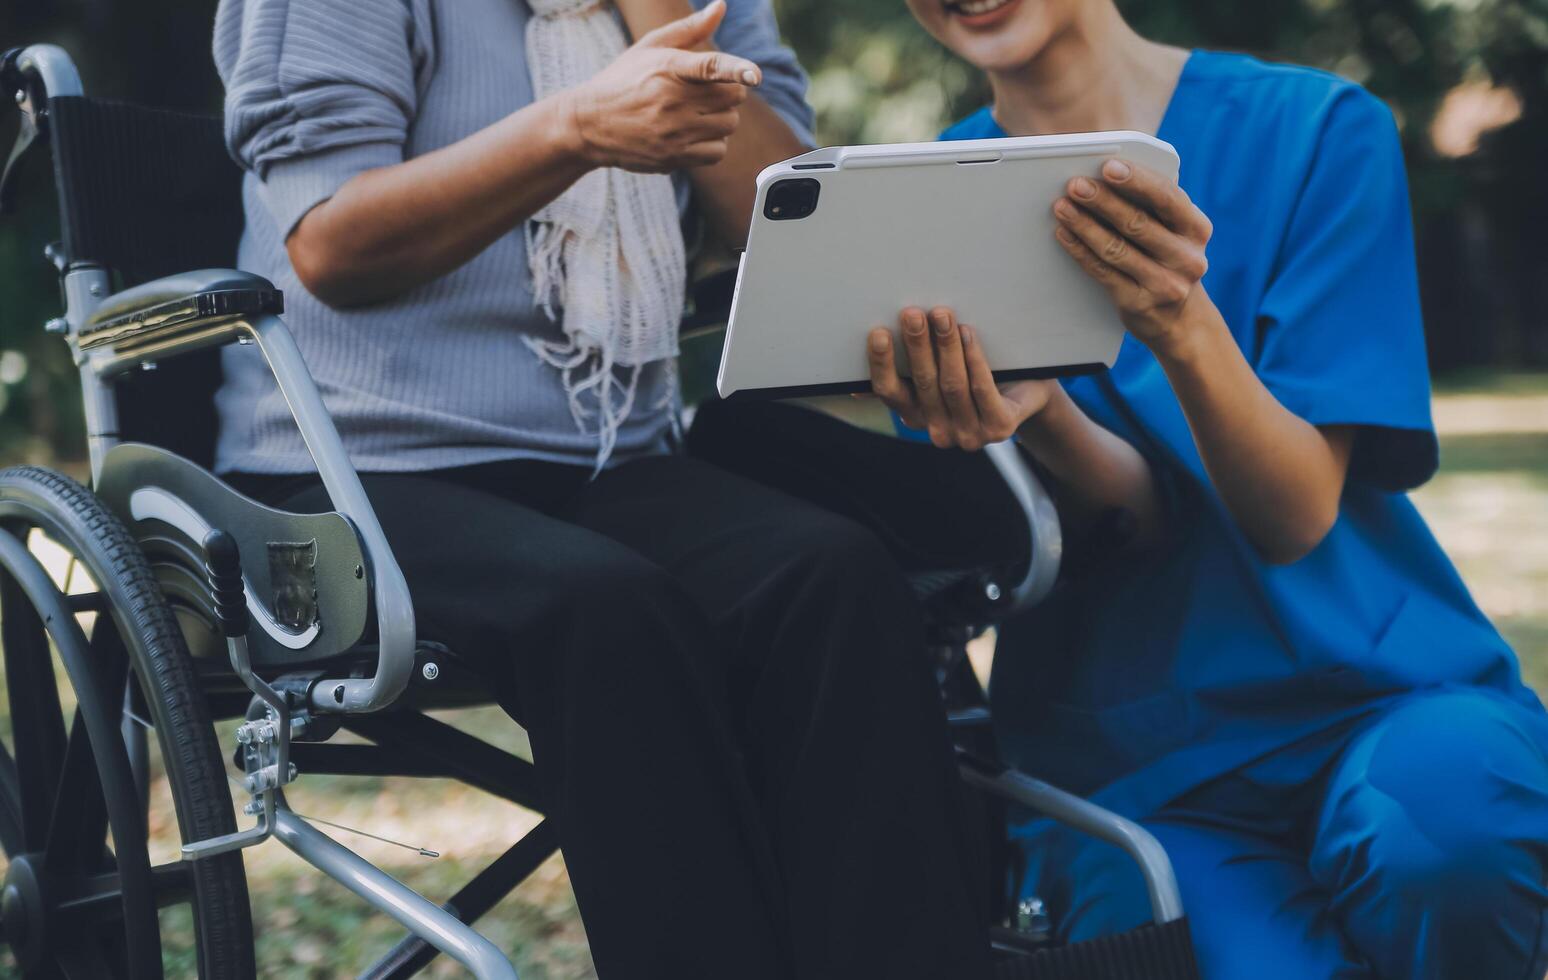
[81,269,282,346]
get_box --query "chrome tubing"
[244,315,416,713]
[271,807,519,980]
[960,761,1184,925]
[14,44,83,98]
[984,439,1062,612]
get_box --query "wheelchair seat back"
[9,79,387,676]
[43,96,243,468]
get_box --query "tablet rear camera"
[764,178,821,221]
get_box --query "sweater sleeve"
[711,0,816,148]
[212,0,436,235]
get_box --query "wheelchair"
[0,43,1198,979]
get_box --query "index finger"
[1099,159,1211,242]
[667,50,762,86]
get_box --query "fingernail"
[904,311,926,334]
[1104,159,1131,181]
[1054,199,1074,219]
[961,325,975,346]
[1054,226,1074,244]
[741,68,759,85]
[1071,177,1096,199]
[932,311,952,336]
[870,331,890,352]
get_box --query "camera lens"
[764,177,821,221]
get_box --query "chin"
[906,0,1071,74]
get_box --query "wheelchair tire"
[0,465,255,978]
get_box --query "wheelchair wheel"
[0,466,255,978]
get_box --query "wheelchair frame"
[2,42,1184,979]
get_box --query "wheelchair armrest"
[80,293,418,715]
[984,440,1062,614]
[78,269,283,352]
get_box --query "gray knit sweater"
[211,0,813,475]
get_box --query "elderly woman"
[866,0,1548,977]
[212,1,990,977]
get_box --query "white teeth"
[951,0,1012,16]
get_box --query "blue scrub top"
[937,50,1548,820]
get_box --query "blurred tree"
[1466,0,1548,365]
[1,0,1544,463]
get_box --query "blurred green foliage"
[3,0,1547,464]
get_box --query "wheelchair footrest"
[993,918,1200,980]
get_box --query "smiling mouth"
[944,0,1017,19]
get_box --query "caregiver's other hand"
[562,0,760,173]
[1052,159,1215,358]
[867,307,1057,452]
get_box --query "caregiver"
[865,0,1548,977]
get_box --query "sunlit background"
[1,1,1544,976]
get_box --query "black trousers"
[232,453,989,980]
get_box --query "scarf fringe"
[526,219,567,322]
[524,0,686,472]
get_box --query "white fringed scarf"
[525,0,686,469]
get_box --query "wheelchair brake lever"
[183,530,298,861]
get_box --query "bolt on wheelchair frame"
[1,41,1187,980]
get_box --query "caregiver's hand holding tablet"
[1049,157,1213,355]
[865,151,1223,548]
[867,153,1215,453]
[866,307,1056,452]
[868,135,1354,567]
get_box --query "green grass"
[1437,432,1548,477]
[1433,370,1548,397]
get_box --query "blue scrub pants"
[1018,690,1548,979]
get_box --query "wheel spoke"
[64,593,107,614]
[45,862,193,977]
[24,958,67,980]
[0,738,26,854]
[101,627,152,822]
[44,711,112,872]
[53,942,117,980]
[52,862,195,929]
[0,532,163,978]
[44,612,132,872]
[0,558,69,853]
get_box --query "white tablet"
[715,131,1180,399]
